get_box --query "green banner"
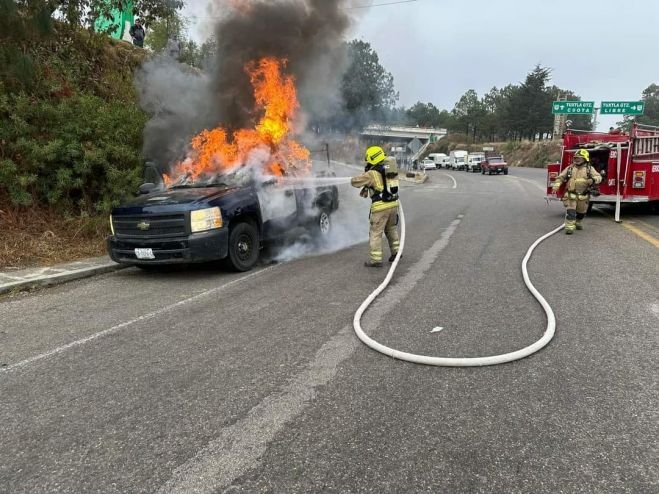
[94,1,134,41]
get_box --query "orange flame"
[164,57,310,186]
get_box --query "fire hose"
[353,204,565,367]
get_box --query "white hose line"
[353,204,565,366]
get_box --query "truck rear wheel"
[226,222,259,272]
[311,209,332,243]
[503,168,508,175]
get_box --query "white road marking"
[158,218,460,494]
[440,172,458,189]
[431,327,444,333]
[0,266,279,374]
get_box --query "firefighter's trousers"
[562,192,589,232]
[369,207,400,263]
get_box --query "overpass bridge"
[360,125,448,166]
[360,125,447,141]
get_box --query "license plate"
[134,248,155,260]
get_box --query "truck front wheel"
[226,222,259,272]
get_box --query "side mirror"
[139,183,157,195]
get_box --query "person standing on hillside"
[129,19,145,48]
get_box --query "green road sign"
[600,101,645,115]
[552,101,595,114]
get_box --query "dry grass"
[0,205,109,270]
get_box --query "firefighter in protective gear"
[351,147,400,267]
[552,149,602,234]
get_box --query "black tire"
[503,168,508,175]
[489,170,493,175]
[481,169,485,175]
[226,222,259,272]
[587,202,594,213]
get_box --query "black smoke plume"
[136,0,355,168]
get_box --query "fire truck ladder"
[633,135,659,157]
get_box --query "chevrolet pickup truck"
[107,166,339,271]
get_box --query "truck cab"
[466,153,485,173]
[546,124,659,212]
[108,166,339,272]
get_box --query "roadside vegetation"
[1,0,656,268]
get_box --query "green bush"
[0,18,149,214]
[0,91,147,212]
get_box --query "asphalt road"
[1,165,657,493]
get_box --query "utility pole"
[553,93,567,139]
[592,107,600,131]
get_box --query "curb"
[0,262,127,296]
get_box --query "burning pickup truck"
[107,166,339,271]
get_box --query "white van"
[449,150,468,170]
[428,153,448,169]
[466,153,485,172]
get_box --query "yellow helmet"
[574,149,590,161]
[365,146,386,166]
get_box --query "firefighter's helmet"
[574,149,590,162]
[365,146,386,166]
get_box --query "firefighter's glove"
[587,178,594,186]
[360,187,369,198]
[551,182,560,193]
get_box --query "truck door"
[256,183,298,237]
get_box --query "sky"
[181,0,659,131]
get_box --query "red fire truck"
[546,123,659,218]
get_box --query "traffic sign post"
[552,101,595,114]
[600,101,645,115]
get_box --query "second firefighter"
[552,149,603,234]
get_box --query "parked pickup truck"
[107,166,339,272]
[481,155,509,175]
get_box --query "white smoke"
[270,161,370,262]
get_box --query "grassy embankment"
[1,24,147,269]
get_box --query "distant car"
[481,155,509,175]
[421,158,437,170]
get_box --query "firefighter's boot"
[389,253,401,263]
[565,209,577,235]
[576,213,585,230]
[364,261,383,268]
